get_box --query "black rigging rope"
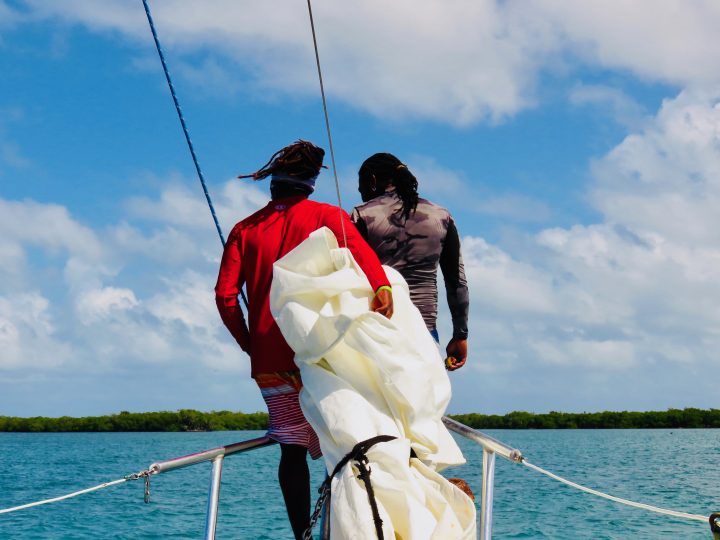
[303,435,396,540]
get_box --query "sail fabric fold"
[270,227,476,539]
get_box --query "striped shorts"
[256,371,322,459]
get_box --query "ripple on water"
[1,429,718,539]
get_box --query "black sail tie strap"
[710,513,720,540]
[303,435,397,540]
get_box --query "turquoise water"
[1,429,718,539]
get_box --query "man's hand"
[370,287,394,319]
[445,338,467,371]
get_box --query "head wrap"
[270,173,317,193]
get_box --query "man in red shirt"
[215,140,393,539]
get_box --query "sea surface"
[1,429,718,539]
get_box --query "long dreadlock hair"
[359,152,419,219]
[238,139,326,181]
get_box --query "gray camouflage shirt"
[351,192,469,340]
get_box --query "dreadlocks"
[359,153,419,219]
[239,140,326,181]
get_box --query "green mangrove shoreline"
[1,408,719,432]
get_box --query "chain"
[303,480,330,540]
[144,474,151,503]
[124,469,152,504]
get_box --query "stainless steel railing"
[147,419,524,540]
[442,416,524,540]
[147,436,276,540]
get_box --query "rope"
[355,450,386,539]
[305,0,348,248]
[522,460,707,523]
[303,435,396,540]
[141,0,248,307]
[0,471,150,515]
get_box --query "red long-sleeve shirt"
[215,196,390,377]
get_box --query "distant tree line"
[1,408,719,432]
[0,409,269,432]
[450,408,720,429]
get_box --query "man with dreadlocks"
[215,140,393,539]
[351,152,469,371]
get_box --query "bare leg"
[278,443,310,539]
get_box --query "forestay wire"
[141,0,248,307]
[306,0,348,248]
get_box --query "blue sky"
[1,0,719,416]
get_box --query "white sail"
[271,227,476,539]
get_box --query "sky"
[1,0,719,417]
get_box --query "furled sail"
[271,227,476,539]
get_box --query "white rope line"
[522,460,707,523]
[0,477,135,515]
[1,458,711,528]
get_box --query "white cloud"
[215,179,269,232]
[0,198,103,261]
[2,92,719,410]
[591,91,720,245]
[9,1,720,127]
[529,0,720,87]
[120,178,268,270]
[21,0,145,35]
[0,178,262,377]
[75,286,138,324]
[447,92,720,410]
[110,222,200,265]
[126,178,266,234]
[0,292,71,369]
[147,270,218,331]
[127,181,222,229]
[145,270,245,371]
[0,238,26,280]
[74,0,551,124]
[530,338,635,369]
[463,236,556,315]
[4,0,720,414]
